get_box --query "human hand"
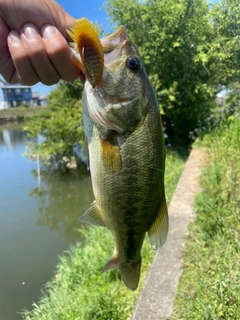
[0,0,84,85]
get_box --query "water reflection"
[0,122,94,320]
[29,170,94,243]
[2,127,28,148]
[0,123,37,149]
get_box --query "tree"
[105,0,240,142]
[24,80,85,170]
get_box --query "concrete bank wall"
[132,149,207,320]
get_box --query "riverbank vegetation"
[22,0,240,168]
[22,149,186,320]
[23,81,85,170]
[105,0,240,142]
[0,106,50,122]
[20,0,240,318]
[170,115,240,319]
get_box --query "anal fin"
[101,253,121,273]
[148,192,168,250]
[102,254,141,291]
[79,201,105,227]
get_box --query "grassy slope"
[0,106,50,121]
[22,149,186,320]
[170,118,240,320]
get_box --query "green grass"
[0,106,50,121]
[170,117,240,320]
[22,149,186,320]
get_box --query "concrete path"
[132,148,207,320]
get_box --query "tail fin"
[102,254,141,291]
[119,259,141,291]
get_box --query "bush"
[171,117,240,320]
[24,81,85,170]
[22,150,186,320]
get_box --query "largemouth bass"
[70,19,168,290]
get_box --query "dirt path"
[132,148,207,320]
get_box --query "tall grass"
[22,149,186,320]
[170,117,240,320]
[0,106,50,121]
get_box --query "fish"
[69,19,168,291]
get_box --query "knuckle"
[19,79,38,86]
[17,73,40,86]
[7,78,18,84]
[41,74,60,86]
[62,73,78,82]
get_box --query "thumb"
[63,15,76,42]
[50,2,76,42]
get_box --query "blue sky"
[33,0,220,96]
[58,0,111,30]
[2,0,220,96]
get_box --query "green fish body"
[80,26,168,290]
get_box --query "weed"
[172,117,240,320]
[22,149,185,320]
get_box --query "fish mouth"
[104,98,137,111]
[100,26,129,66]
[93,82,137,110]
[101,26,128,53]
[89,80,136,109]
[85,81,137,133]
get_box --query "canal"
[0,123,93,320]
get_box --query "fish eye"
[125,56,141,73]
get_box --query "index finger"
[0,17,15,82]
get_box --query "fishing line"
[86,8,106,20]
[79,0,104,16]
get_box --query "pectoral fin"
[100,133,122,172]
[79,201,105,227]
[148,193,168,250]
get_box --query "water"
[0,123,94,320]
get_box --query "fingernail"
[42,25,57,40]
[23,24,39,39]
[9,31,21,44]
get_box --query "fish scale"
[72,21,169,290]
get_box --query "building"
[0,81,32,109]
[32,92,49,107]
[32,91,40,106]
[38,94,49,107]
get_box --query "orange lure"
[68,18,104,86]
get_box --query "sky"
[30,0,111,96]
[2,0,220,96]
